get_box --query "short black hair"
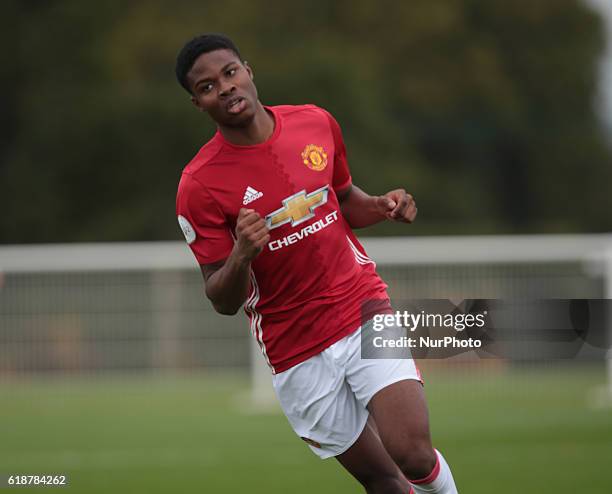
[175,33,242,94]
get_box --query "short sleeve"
[324,111,353,193]
[176,174,234,265]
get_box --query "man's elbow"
[205,289,240,315]
[212,302,240,316]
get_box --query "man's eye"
[227,68,237,77]
[202,83,213,93]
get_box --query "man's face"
[187,49,258,127]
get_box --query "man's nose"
[219,81,236,98]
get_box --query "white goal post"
[0,235,611,407]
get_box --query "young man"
[175,34,458,494]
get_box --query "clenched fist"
[376,189,418,223]
[235,208,270,260]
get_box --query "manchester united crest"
[301,144,328,171]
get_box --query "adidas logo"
[242,186,263,205]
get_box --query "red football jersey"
[176,105,390,373]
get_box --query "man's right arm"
[200,208,269,315]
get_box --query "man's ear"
[244,60,254,80]
[190,95,205,112]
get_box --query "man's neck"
[219,102,275,146]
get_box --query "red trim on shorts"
[408,487,415,494]
[415,363,424,385]
[410,451,440,484]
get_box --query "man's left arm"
[337,184,418,229]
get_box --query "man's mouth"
[227,97,246,114]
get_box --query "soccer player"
[175,34,458,494]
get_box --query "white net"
[1,236,611,405]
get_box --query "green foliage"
[1,0,610,242]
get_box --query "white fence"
[1,236,611,398]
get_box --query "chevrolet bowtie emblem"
[265,185,329,230]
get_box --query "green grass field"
[1,365,611,493]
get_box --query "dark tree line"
[1,0,610,243]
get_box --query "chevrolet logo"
[265,185,329,230]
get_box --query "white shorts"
[272,322,422,459]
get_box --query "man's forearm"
[205,248,252,315]
[339,185,387,229]
[204,208,270,315]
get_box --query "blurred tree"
[0,0,609,243]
